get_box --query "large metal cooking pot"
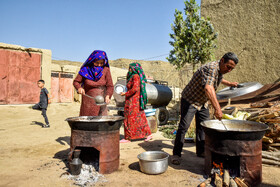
[137,151,169,175]
[201,119,268,140]
[65,116,124,131]
[113,78,172,107]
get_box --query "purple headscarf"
[79,50,109,81]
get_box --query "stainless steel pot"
[137,151,169,175]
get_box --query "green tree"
[167,0,218,72]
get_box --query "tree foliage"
[167,0,218,70]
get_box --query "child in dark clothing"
[32,80,51,128]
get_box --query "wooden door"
[0,49,41,104]
[51,72,74,103]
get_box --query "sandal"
[120,139,131,143]
[144,135,153,142]
[171,155,181,165]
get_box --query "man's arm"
[221,79,238,87]
[205,84,223,120]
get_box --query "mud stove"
[66,116,124,174]
[202,119,268,186]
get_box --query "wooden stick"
[248,112,279,121]
[262,151,280,158]
[223,169,230,187]
[234,177,248,187]
[263,117,280,123]
[198,177,211,187]
[262,158,280,166]
[214,173,223,187]
[268,146,279,152]
[229,178,238,187]
[270,143,280,147]
[262,152,280,161]
[262,136,274,144]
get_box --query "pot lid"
[216,82,263,100]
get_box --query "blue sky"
[0,0,201,62]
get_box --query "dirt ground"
[0,103,279,187]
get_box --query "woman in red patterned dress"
[120,63,152,143]
[73,50,113,116]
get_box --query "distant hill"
[52,58,193,87]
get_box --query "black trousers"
[173,98,209,156]
[32,104,49,125]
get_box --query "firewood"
[262,136,274,144]
[246,110,263,119]
[269,143,280,147]
[198,177,211,187]
[234,177,248,187]
[214,173,223,187]
[275,137,280,143]
[263,118,280,123]
[229,178,238,187]
[262,151,280,158]
[251,102,268,108]
[262,152,280,161]
[249,112,279,122]
[268,145,279,152]
[262,158,280,166]
[223,169,230,187]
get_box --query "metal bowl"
[137,151,169,175]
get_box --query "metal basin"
[137,151,169,175]
[65,116,124,131]
[201,119,269,140]
[216,82,263,100]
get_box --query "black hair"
[38,80,45,84]
[222,52,239,64]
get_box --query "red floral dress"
[123,74,151,140]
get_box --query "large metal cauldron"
[113,78,172,107]
[66,116,124,131]
[201,120,268,140]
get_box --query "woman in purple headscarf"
[73,50,114,116]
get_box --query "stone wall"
[201,0,280,85]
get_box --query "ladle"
[83,94,106,106]
[220,120,228,131]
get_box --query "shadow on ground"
[30,121,44,127]
[56,136,70,146]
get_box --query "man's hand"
[221,79,238,87]
[229,82,238,87]
[48,99,51,104]
[214,108,223,120]
[205,84,223,120]
[120,92,126,96]
[78,88,85,95]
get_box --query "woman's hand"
[105,95,110,104]
[120,92,126,96]
[78,88,85,95]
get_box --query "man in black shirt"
[32,80,51,128]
